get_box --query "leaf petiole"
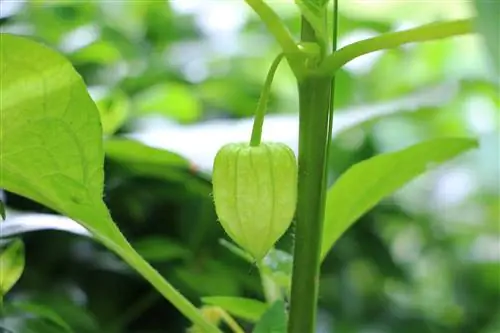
[317,18,474,76]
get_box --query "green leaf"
[320,137,478,261]
[294,0,327,43]
[252,300,287,333]
[133,83,202,123]
[474,0,500,74]
[7,301,74,333]
[132,236,191,263]
[105,138,189,169]
[95,90,130,135]
[0,238,25,296]
[0,33,115,239]
[202,297,268,322]
[105,138,194,183]
[0,34,218,331]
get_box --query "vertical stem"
[288,18,333,333]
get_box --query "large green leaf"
[0,33,115,239]
[0,34,218,332]
[0,238,25,297]
[202,296,268,322]
[320,137,478,261]
[474,0,500,74]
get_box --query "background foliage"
[1,1,499,333]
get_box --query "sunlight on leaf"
[321,137,478,261]
[0,34,216,331]
[0,33,118,241]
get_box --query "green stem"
[101,235,222,333]
[323,0,339,170]
[244,0,303,76]
[288,18,333,333]
[318,18,473,76]
[250,53,284,146]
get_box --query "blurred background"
[0,1,498,332]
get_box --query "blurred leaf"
[95,90,130,135]
[364,42,454,101]
[5,301,74,333]
[0,212,91,239]
[1,318,69,333]
[24,295,100,333]
[174,261,241,297]
[201,297,268,322]
[105,138,194,183]
[474,0,500,73]
[0,200,5,220]
[321,137,479,260]
[22,2,98,45]
[105,138,188,168]
[0,239,25,297]
[70,40,122,65]
[132,236,191,263]
[261,249,294,293]
[134,83,201,123]
[252,300,287,333]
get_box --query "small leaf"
[474,0,500,74]
[321,137,478,260]
[202,297,268,322]
[252,300,287,333]
[0,238,25,296]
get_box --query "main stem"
[288,19,333,333]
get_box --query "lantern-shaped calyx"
[212,142,297,261]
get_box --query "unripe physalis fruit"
[212,142,297,261]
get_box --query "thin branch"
[318,19,474,75]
